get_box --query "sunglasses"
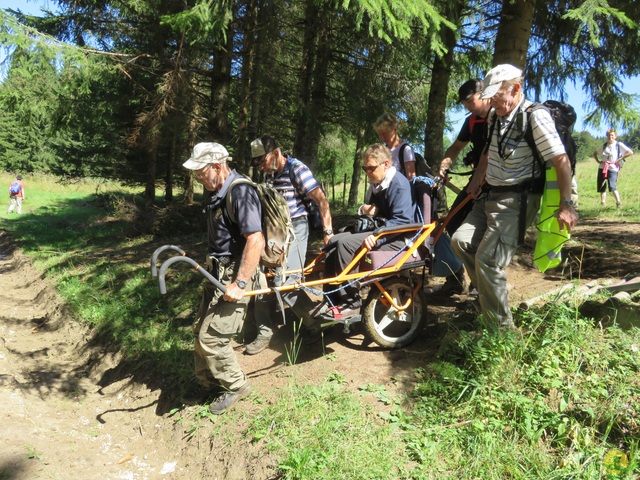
[362,163,381,173]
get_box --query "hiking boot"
[317,304,360,322]
[209,382,251,415]
[439,268,469,296]
[245,335,271,355]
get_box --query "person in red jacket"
[7,175,25,214]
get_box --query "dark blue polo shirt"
[206,170,262,257]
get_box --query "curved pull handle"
[157,255,226,295]
[150,245,186,277]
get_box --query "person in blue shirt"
[318,143,415,321]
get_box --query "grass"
[445,153,640,222]
[0,171,639,478]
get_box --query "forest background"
[1,0,640,207]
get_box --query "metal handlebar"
[150,245,186,277]
[157,255,226,295]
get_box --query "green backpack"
[225,176,294,268]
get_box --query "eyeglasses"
[195,164,213,180]
[362,163,381,173]
[491,85,513,100]
[252,150,275,168]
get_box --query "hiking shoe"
[245,335,271,355]
[316,304,360,322]
[209,383,252,415]
[617,203,622,209]
[439,267,469,295]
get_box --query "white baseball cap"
[480,64,523,99]
[182,142,231,170]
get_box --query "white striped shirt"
[486,98,566,186]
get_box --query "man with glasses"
[451,64,578,330]
[317,143,415,321]
[182,142,263,414]
[248,136,333,352]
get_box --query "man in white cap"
[451,64,578,330]
[183,142,264,414]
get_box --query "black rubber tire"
[362,276,427,348]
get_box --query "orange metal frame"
[243,221,437,299]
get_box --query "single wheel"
[362,276,427,348]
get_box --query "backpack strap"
[484,110,496,156]
[287,158,306,199]
[398,143,408,175]
[224,176,256,226]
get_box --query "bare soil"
[1,218,640,479]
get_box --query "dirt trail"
[0,232,190,480]
[1,218,640,479]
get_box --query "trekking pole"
[150,245,186,277]
[157,255,226,295]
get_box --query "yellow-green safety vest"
[533,165,570,272]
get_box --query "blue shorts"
[597,169,618,192]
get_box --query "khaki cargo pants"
[193,259,260,392]
[451,190,541,327]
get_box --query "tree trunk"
[165,132,175,202]
[183,104,200,205]
[423,0,464,170]
[248,0,275,176]
[301,6,331,170]
[237,0,259,174]
[144,147,157,202]
[348,126,366,207]
[493,0,536,68]
[210,32,234,143]
[293,0,319,162]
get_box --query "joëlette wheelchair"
[151,179,468,349]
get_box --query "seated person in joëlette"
[316,143,415,320]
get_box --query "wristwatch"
[235,279,247,289]
[323,228,333,235]
[559,200,575,207]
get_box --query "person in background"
[7,175,25,215]
[452,64,578,330]
[374,112,417,179]
[593,129,633,208]
[247,136,334,353]
[183,142,263,414]
[438,78,492,235]
[436,78,493,295]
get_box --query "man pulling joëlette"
[183,142,263,414]
[452,64,578,329]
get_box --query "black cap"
[457,78,484,104]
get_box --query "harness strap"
[271,287,288,325]
[518,191,528,246]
